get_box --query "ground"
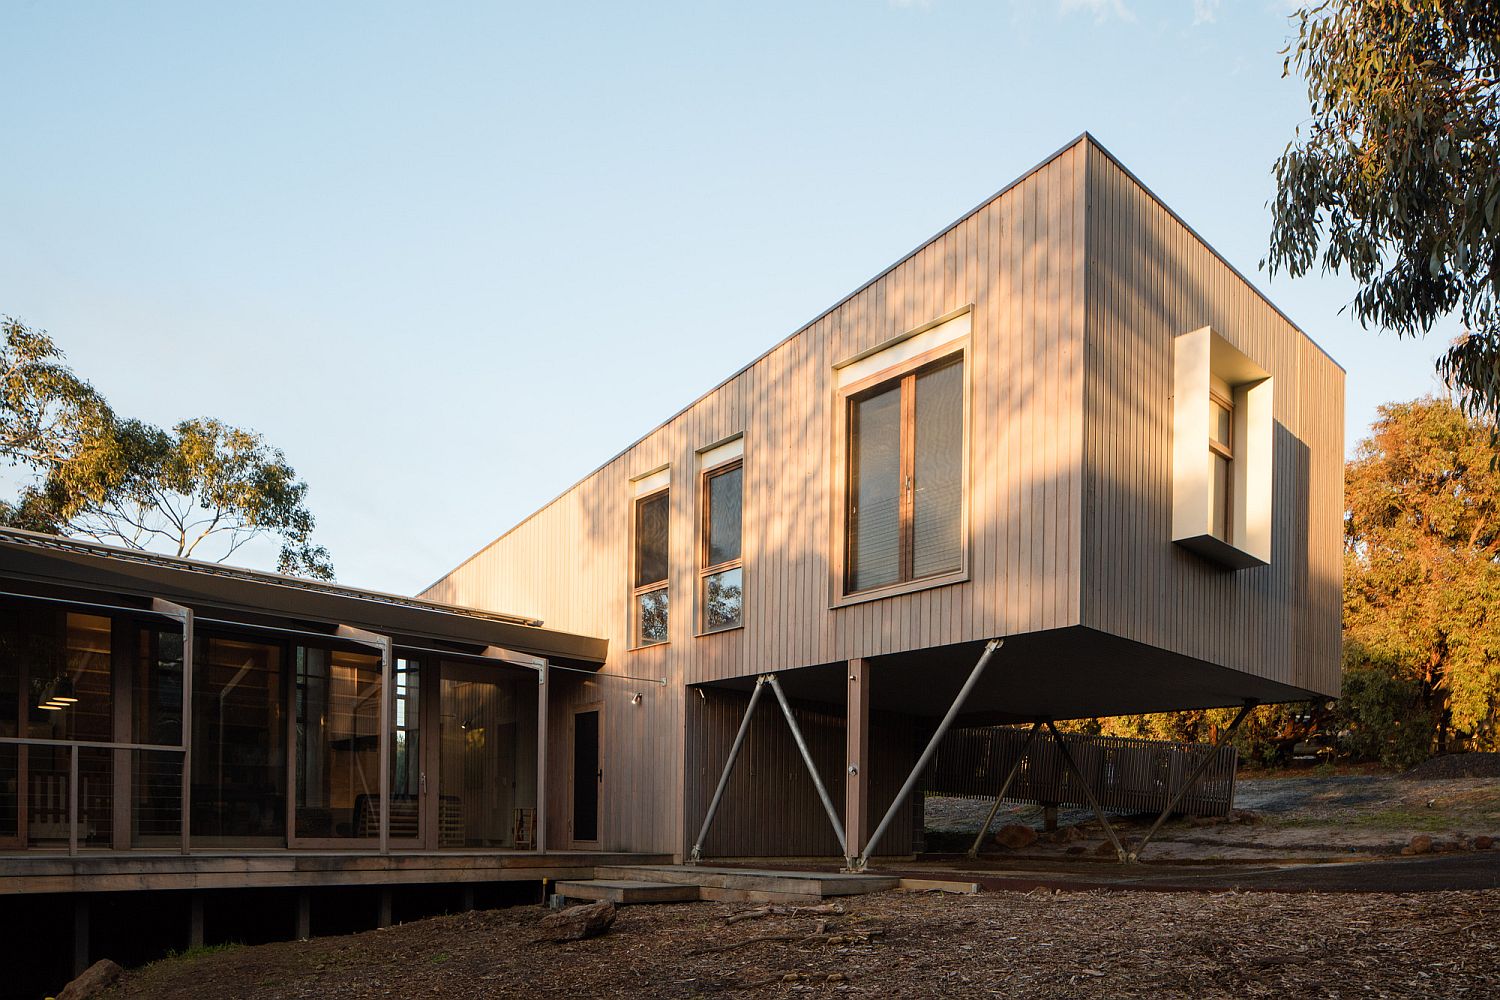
[105,888,1499,998]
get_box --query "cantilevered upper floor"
[423,134,1344,720]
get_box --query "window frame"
[831,341,970,607]
[1208,389,1234,543]
[629,484,671,649]
[697,455,745,635]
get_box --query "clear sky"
[0,0,1454,597]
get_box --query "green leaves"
[1270,1,1500,421]
[0,318,335,580]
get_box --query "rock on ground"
[58,959,123,1000]
[535,900,617,942]
[993,824,1039,850]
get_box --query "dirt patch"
[103,889,1500,998]
[1406,753,1500,780]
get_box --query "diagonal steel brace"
[1045,720,1130,864]
[967,720,1044,858]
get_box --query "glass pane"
[23,744,110,847]
[912,359,965,579]
[1211,452,1231,541]
[79,747,112,848]
[0,607,19,739]
[706,464,743,566]
[637,587,669,645]
[0,744,16,840]
[192,637,285,846]
[847,383,903,591]
[132,749,182,846]
[704,567,743,632]
[1211,398,1232,450]
[439,668,538,848]
[295,647,382,840]
[28,613,113,743]
[391,658,422,840]
[634,490,670,588]
[136,627,184,746]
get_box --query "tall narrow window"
[845,353,965,594]
[700,458,744,632]
[1208,393,1233,542]
[633,488,670,645]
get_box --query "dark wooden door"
[571,708,600,844]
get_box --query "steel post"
[689,677,767,863]
[765,674,846,854]
[857,638,1003,870]
[966,720,1043,858]
[1128,700,1256,862]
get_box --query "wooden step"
[594,865,901,901]
[554,879,701,904]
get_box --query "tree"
[1268,2,1500,421]
[1343,396,1500,753]
[1,317,334,579]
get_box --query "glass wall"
[390,657,421,841]
[438,664,537,848]
[133,626,184,846]
[293,646,382,841]
[192,637,285,846]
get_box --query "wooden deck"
[0,850,674,895]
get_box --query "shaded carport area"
[685,626,1322,869]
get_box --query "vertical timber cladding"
[420,137,1093,855]
[683,686,918,857]
[1078,143,1344,697]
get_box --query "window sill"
[628,640,670,652]
[695,623,745,638]
[831,569,969,609]
[1174,534,1267,570]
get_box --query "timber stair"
[554,864,901,907]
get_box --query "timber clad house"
[0,134,1341,984]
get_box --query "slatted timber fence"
[921,727,1238,818]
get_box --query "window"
[845,353,965,594]
[1208,392,1233,542]
[700,457,743,632]
[632,487,670,646]
[1171,326,1273,569]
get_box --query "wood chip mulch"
[107,888,1500,998]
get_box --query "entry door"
[570,706,602,846]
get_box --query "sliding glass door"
[291,647,382,845]
[436,662,537,849]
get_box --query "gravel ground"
[104,888,1500,998]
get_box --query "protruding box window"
[1172,327,1273,568]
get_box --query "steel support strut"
[766,675,847,854]
[689,677,768,863]
[1045,720,1130,863]
[966,720,1043,858]
[855,638,1004,871]
[1128,700,1256,862]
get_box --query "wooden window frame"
[629,485,670,649]
[830,342,970,608]
[1208,389,1233,543]
[697,456,745,635]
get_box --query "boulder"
[993,824,1039,850]
[535,900,617,943]
[58,959,123,1000]
[1093,840,1118,858]
[1474,835,1494,850]
[1401,834,1433,856]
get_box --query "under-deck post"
[1045,721,1129,863]
[296,890,311,941]
[378,889,392,929]
[967,720,1043,858]
[536,660,549,854]
[73,896,90,977]
[461,885,476,912]
[844,659,870,870]
[689,677,768,863]
[189,894,205,949]
[765,675,846,855]
[1128,700,1256,862]
[856,638,1003,870]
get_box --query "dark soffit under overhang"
[695,626,1322,723]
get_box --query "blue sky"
[0,0,1452,596]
